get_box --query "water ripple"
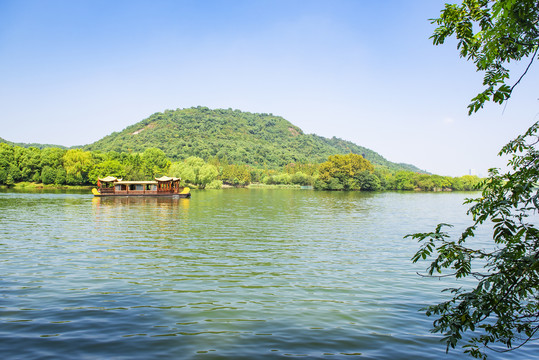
[0,190,536,359]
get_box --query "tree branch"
[485,326,539,353]
[510,46,539,93]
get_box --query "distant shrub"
[205,180,223,189]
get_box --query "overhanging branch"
[510,46,539,93]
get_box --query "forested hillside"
[84,107,423,172]
[0,137,66,150]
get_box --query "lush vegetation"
[0,136,66,150]
[83,107,423,172]
[2,106,483,191]
[409,0,539,358]
[0,142,481,191]
[410,126,539,358]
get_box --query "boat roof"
[98,176,122,182]
[98,176,181,184]
[115,181,158,185]
[155,176,181,182]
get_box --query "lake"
[0,189,536,359]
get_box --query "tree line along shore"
[0,143,482,191]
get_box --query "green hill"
[0,137,66,150]
[84,106,424,172]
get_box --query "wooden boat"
[92,176,191,198]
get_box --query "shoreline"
[1,182,480,192]
[0,182,93,190]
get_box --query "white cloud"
[443,117,455,125]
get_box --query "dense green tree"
[5,173,14,186]
[0,143,15,168]
[197,164,219,189]
[89,160,125,182]
[123,153,145,181]
[55,167,66,185]
[41,166,56,185]
[459,175,481,191]
[7,163,22,183]
[221,163,251,186]
[40,147,66,169]
[0,169,6,185]
[357,170,381,191]
[183,156,206,185]
[373,168,391,190]
[416,173,435,191]
[410,1,539,358]
[393,171,416,191]
[205,179,223,189]
[169,161,196,184]
[314,176,343,191]
[451,175,482,191]
[290,171,312,186]
[0,143,15,185]
[142,148,170,178]
[317,153,375,191]
[63,149,93,185]
[168,157,218,188]
[184,156,205,170]
[264,173,292,185]
[15,146,41,181]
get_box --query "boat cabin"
[94,176,190,197]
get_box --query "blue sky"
[1,0,537,176]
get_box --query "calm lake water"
[1,189,537,359]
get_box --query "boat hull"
[92,187,191,198]
[93,192,191,198]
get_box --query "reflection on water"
[0,189,536,359]
[92,196,191,220]
[92,195,191,207]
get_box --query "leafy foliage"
[63,149,93,185]
[315,153,376,191]
[169,156,219,188]
[84,107,423,172]
[0,139,482,191]
[220,163,252,186]
[409,124,539,358]
[0,136,66,149]
[409,1,539,356]
[141,148,170,178]
[431,0,539,114]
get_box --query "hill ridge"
[4,107,424,172]
[84,106,424,172]
[0,137,66,150]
